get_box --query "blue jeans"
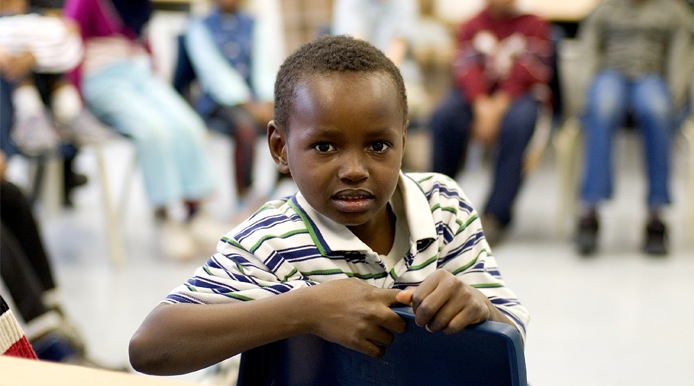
[430,90,538,225]
[579,70,674,209]
[83,58,217,207]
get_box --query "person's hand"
[308,278,409,357]
[242,101,274,127]
[0,150,7,180]
[0,51,36,82]
[395,269,493,334]
[472,96,502,147]
[472,93,511,147]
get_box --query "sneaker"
[575,213,599,256]
[481,214,506,247]
[643,217,668,256]
[10,110,61,156]
[188,213,230,252]
[56,109,115,146]
[158,220,199,262]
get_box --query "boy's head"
[273,34,408,130]
[215,0,242,13]
[486,0,517,15]
[268,35,408,239]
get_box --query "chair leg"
[683,119,694,245]
[553,118,582,238]
[94,143,126,267]
[28,153,64,218]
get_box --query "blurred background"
[2,0,693,385]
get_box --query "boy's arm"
[396,269,514,334]
[129,278,406,375]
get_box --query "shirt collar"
[290,171,437,256]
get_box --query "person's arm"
[0,14,83,74]
[397,176,529,340]
[451,17,489,104]
[250,4,282,103]
[184,18,252,107]
[129,277,407,375]
[666,1,694,110]
[395,269,514,333]
[496,15,552,101]
[471,92,510,146]
[0,50,35,82]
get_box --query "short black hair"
[273,34,408,129]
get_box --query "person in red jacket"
[429,0,552,245]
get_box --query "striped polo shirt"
[165,172,529,339]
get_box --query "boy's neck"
[348,204,397,255]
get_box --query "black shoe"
[481,214,506,247]
[575,214,599,256]
[643,218,668,256]
[63,169,88,208]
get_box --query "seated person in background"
[573,0,693,256]
[0,149,100,366]
[183,0,280,208]
[1,294,38,359]
[128,35,529,376]
[332,0,429,124]
[63,0,222,261]
[428,0,552,246]
[0,0,113,206]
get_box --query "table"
[0,356,200,386]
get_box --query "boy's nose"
[339,151,368,181]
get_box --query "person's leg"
[206,105,258,199]
[134,70,218,205]
[0,180,56,293]
[574,70,629,255]
[82,61,184,208]
[429,89,473,179]
[0,181,86,362]
[0,223,50,323]
[483,94,539,227]
[0,76,19,157]
[631,75,673,255]
[579,70,629,206]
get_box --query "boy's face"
[269,72,406,234]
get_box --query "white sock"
[12,85,45,120]
[51,85,83,124]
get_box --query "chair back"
[237,306,527,386]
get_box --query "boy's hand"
[308,278,408,357]
[396,270,493,334]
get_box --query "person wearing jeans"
[428,0,552,245]
[574,0,693,256]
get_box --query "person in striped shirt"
[129,35,529,376]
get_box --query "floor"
[6,129,694,386]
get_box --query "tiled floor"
[7,130,694,386]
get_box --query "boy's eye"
[370,141,391,153]
[314,143,335,152]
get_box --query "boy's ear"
[267,120,290,174]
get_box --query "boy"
[129,35,529,376]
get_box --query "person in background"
[332,0,429,123]
[0,0,113,207]
[573,0,693,256]
[428,0,553,245]
[63,0,223,261]
[0,149,99,365]
[182,0,282,211]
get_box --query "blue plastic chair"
[237,306,527,386]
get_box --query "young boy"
[129,35,529,376]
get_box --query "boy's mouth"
[331,191,374,213]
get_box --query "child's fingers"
[395,288,414,305]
